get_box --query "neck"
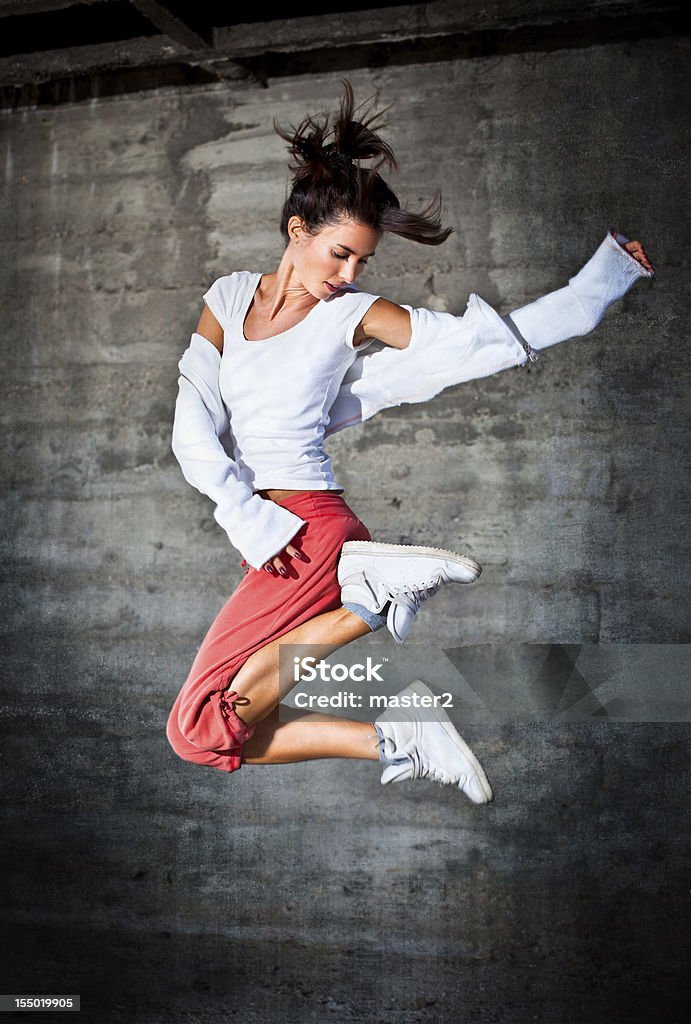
[262,248,316,321]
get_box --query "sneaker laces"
[409,747,457,787]
[388,574,445,614]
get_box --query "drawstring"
[217,689,254,743]
[219,689,251,717]
[218,690,238,721]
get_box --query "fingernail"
[278,568,287,577]
[265,565,274,574]
[293,551,307,561]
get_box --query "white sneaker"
[374,681,493,803]
[338,541,481,644]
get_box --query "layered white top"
[203,271,380,492]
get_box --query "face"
[287,215,381,299]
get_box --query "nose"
[339,259,358,284]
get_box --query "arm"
[195,303,224,354]
[172,326,307,570]
[353,298,412,350]
[326,230,654,435]
[189,304,304,574]
[351,233,653,353]
[504,231,654,352]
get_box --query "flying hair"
[274,80,453,247]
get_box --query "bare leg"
[230,605,372,727]
[242,707,380,765]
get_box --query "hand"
[263,542,308,577]
[612,231,655,274]
[624,239,655,274]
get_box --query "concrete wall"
[1,26,689,1024]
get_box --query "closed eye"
[332,251,369,264]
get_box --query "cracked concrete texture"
[1,35,689,1024]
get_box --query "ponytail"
[274,81,452,247]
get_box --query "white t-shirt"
[202,271,380,491]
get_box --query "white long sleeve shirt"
[172,231,652,568]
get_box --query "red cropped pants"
[166,492,372,773]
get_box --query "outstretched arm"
[325,230,655,436]
[504,231,654,354]
[353,232,653,352]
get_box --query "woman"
[166,83,653,803]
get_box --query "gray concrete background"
[1,24,690,1024]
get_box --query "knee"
[165,698,248,776]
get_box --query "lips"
[324,282,342,294]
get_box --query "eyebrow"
[334,244,377,257]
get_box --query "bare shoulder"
[355,297,412,350]
[195,303,224,354]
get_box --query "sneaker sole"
[339,541,482,581]
[408,680,494,803]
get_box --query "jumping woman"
[166,82,654,803]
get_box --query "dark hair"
[274,81,452,246]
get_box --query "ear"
[287,216,305,243]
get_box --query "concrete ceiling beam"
[0,0,106,12]
[0,0,685,103]
[129,0,213,50]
